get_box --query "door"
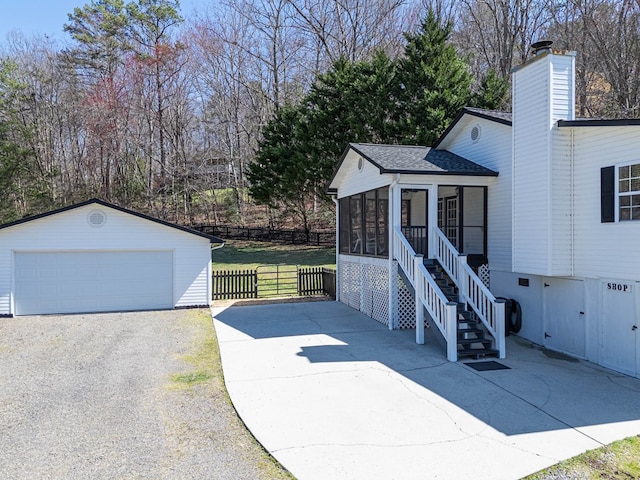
[14,250,173,315]
[601,281,638,376]
[543,278,586,358]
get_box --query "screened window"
[338,188,388,256]
[618,163,640,221]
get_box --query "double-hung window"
[618,163,640,221]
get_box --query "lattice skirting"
[478,264,490,288]
[339,257,389,326]
[397,274,416,329]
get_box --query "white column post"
[428,186,439,260]
[458,254,468,304]
[446,301,458,361]
[495,298,506,359]
[388,180,401,330]
[333,197,341,302]
[414,255,424,344]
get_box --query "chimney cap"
[532,40,553,54]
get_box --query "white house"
[0,199,224,316]
[328,45,640,379]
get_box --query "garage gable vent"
[88,210,107,227]
[470,124,481,143]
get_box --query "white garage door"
[14,251,173,315]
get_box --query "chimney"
[511,44,577,276]
[531,39,554,56]
[512,42,576,127]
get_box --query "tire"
[509,299,522,333]
[496,297,513,336]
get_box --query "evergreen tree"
[395,12,473,145]
[0,59,49,222]
[471,69,510,111]
[248,52,397,230]
[247,105,315,234]
[250,11,508,218]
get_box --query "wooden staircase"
[423,259,499,360]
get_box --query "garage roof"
[0,198,224,244]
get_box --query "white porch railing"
[394,227,458,361]
[433,228,505,359]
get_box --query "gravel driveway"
[0,309,290,479]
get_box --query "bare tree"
[455,0,554,80]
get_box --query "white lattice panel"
[339,257,389,326]
[340,261,361,310]
[478,264,490,289]
[362,263,389,326]
[397,274,415,329]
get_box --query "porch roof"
[349,143,499,176]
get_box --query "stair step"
[457,309,474,319]
[457,347,500,359]
[458,337,492,347]
[440,287,455,296]
[457,327,484,337]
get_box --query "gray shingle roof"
[464,107,512,124]
[350,143,498,176]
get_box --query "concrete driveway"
[0,309,286,480]
[213,300,640,480]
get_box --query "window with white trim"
[618,162,640,221]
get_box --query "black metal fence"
[212,266,336,300]
[195,225,335,246]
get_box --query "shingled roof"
[349,143,498,176]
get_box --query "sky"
[0,0,202,42]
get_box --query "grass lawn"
[524,435,640,479]
[212,240,336,270]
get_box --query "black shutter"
[601,166,615,223]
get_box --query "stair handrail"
[433,228,506,359]
[433,228,460,284]
[413,257,459,361]
[394,227,458,361]
[458,257,506,358]
[393,226,416,285]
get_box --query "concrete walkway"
[212,300,640,480]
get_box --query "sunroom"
[328,143,506,361]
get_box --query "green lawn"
[212,240,336,270]
[524,435,640,479]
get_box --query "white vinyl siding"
[334,150,392,199]
[572,126,640,280]
[550,128,573,274]
[442,116,512,271]
[550,56,575,123]
[512,52,575,276]
[512,57,552,275]
[0,204,211,315]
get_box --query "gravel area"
[0,309,290,479]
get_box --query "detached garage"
[0,199,224,316]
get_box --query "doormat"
[464,361,511,371]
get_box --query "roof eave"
[0,198,225,244]
[558,118,640,127]
[379,168,499,177]
[325,143,387,194]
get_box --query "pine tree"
[395,12,473,145]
